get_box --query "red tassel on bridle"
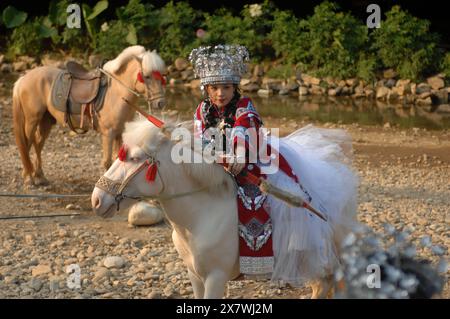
[152,71,166,86]
[118,145,128,161]
[137,71,145,83]
[145,162,158,182]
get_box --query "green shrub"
[356,53,378,82]
[192,1,274,61]
[157,1,201,63]
[297,2,369,79]
[441,52,450,78]
[266,64,295,79]
[8,17,45,57]
[95,20,131,59]
[268,9,302,64]
[115,0,160,49]
[371,5,440,80]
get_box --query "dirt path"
[0,80,448,299]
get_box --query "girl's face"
[206,83,235,108]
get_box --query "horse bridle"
[95,148,211,212]
[95,152,165,211]
[98,66,165,112]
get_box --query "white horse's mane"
[122,119,231,194]
[103,45,166,75]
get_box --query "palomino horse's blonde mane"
[103,45,166,76]
[122,119,232,194]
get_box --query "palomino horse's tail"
[12,77,34,177]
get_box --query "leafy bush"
[96,0,160,58]
[441,52,450,78]
[371,5,440,80]
[7,17,45,57]
[268,9,302,64]
[157,1,201,63]
[296,2,369,79]
[265,64,295,79]
[196,2,274,61]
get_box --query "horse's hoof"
[23,177,35,189]
[34,176,49,186]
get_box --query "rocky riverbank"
[168,57,450,114]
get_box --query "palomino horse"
[91,120,357,298]
[12,45,166,186]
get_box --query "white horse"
[91,119,356,298]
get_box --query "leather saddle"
[51,61,109,133]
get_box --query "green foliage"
[356,53,378,82]
[8,17,45,56]
[1,0,447,83]
[441,53,450,78]
[268,9,302,64]
[296,2,369,79]
[115,0,160,50]
[371,5,440,80]
[196,1,274,61]
[158,1,201,63]
[265,64,295,79]
[2,6,28,28]
[82,0,109,48]
[96,20,133,59]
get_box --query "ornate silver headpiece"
[189,44,249,85]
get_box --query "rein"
[98,68,164,105]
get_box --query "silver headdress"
[189,44,249,85]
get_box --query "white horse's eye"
[129,157,141,163]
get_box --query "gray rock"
[257,89,273,97]
[1,63,13,73]
[29,278,43,292]
[103,256,125,269]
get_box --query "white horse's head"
[91,119,232,218]
[103,45,167,110]
[91,119,170,218]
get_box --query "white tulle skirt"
[265,125,359,286]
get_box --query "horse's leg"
[32,112,54,185]
[310,274,334,299]
[101,130,114,169]
[203,270,228,298]
[187,269,205,299]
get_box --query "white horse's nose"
[91,192,102,215]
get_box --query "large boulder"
[427,76,445,90]
[174,57,189,71]
[128,202,164,226]
[376,86,390,99]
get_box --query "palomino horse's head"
[103,46,167,110]
[91,120,170,217]
[135,49,167,110]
